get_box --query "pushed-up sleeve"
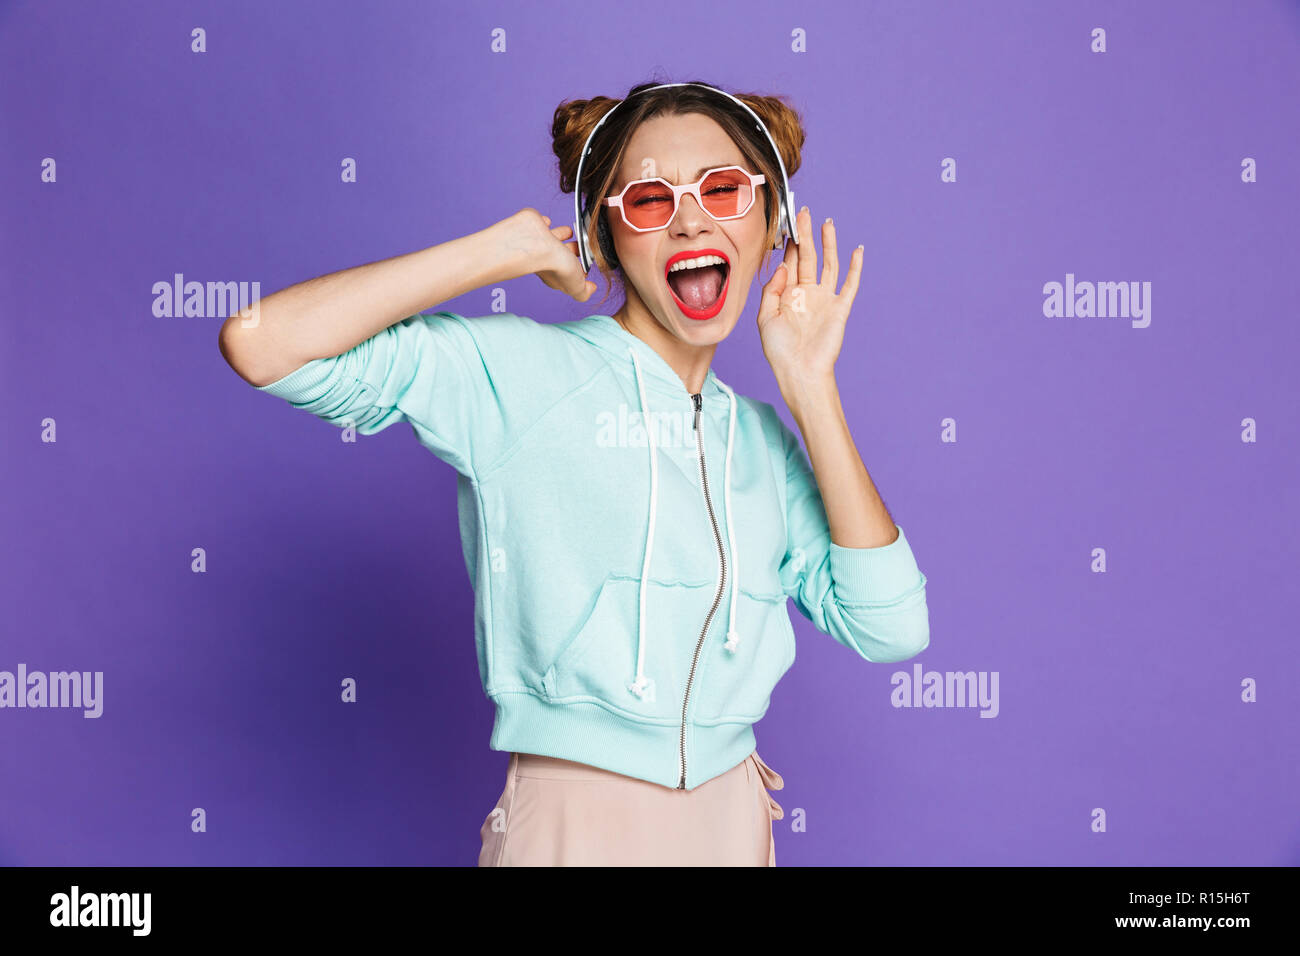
[254,310,539,479]
[776,414,931,662]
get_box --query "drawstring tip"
[627,675,656,702]
[724,630,740,653]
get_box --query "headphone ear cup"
[578,211,592,271]
[597,210,618,269]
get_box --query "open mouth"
[665,249,730,320]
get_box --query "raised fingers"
[796,206,817,287]
[839,244,865,308]
[821,217,839,290]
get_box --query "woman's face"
[607,111,769,348]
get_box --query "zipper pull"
[692,392,702,429]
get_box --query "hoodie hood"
[560,314,743,704]
[560,314,728,400]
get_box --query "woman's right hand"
[498,207,598,303]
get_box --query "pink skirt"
[477,749,786,866]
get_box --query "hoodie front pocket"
[540,575,701,721]
[694,587,796,725]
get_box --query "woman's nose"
[671,192,712,234]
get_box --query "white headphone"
[572,82,798,275]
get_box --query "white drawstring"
[718,381,740,653]
[627,347,657,703]
[625,348,741,703]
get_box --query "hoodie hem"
[488,690,758,791]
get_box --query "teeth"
[668,254,727,274]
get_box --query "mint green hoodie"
[254,311,930,790]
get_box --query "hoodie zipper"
[677,390,727,790]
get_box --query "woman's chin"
[662,299,736,344]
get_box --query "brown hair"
[552,78,806,307]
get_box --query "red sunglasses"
[602,166,766,232]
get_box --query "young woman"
[219,80,931,867]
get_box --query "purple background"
[2,0,1297,866]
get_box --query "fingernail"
[825,217,833,225]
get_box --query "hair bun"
[551,96,620,194]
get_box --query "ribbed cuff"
[253,356,336,403]
[827,524,924,605]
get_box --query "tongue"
[667,264,725,310]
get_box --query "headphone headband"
[571,82,798,274]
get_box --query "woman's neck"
[612,297,716,395]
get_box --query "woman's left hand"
[756,205,863,388]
